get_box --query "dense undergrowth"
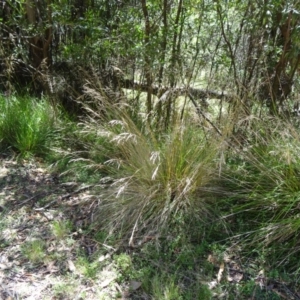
[1,93,300,298]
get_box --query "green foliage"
[4,0,300,292]
[53,282,77,299]
[125,230,214,300]
[114,253,133,280]
[0,95,56,157]
[76,255,100,279]
[223,117,300,269]
[47,116,117,184]
[151,274,182,300]
[51,220,72,240]
[21,239,46,264]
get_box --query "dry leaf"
[0,263,10,270]
[100,276,117,288]
[67,260,76,272]
[0,167,9,179]
[217,262,225,283]
[207,254,218,266]
[227,270,243,282]
[46,261,59,273]
[207,280,218,289]
[99,253,111,262]
[227,261,243,283]
[129,280,142,291]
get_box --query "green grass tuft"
[21,239,46,264]
[0,95,56,157]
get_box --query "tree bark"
[26,0,52,68]
[141,0,153,116]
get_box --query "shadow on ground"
[0,157,121,299]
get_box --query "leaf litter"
[0,157,120,299]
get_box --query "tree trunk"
[141,0,153,117]
[26,0,52,68]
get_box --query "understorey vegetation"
[2,0,300,299]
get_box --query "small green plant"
[0,95,56,156]
[114,253,133,279]
[195,285,213,300]
[21,239,46,264]
[51,220,72,239]
[151,274,182,300]
[53,282,76,299]
[76,255,99,278]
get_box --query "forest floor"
[0,157,128,300]
[1,156,300,299]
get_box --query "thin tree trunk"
[166,0,183,129]
[156,0,169,127]
[141,0,153,117]
[26,0,52,68]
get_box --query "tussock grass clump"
[80,87,222,243]
[103,121,219,239]
[226,117,300,268]
[0,95,56,156]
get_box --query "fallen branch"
[188,92,223,136]
[120,78,233,102]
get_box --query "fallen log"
[120,78,234,102]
